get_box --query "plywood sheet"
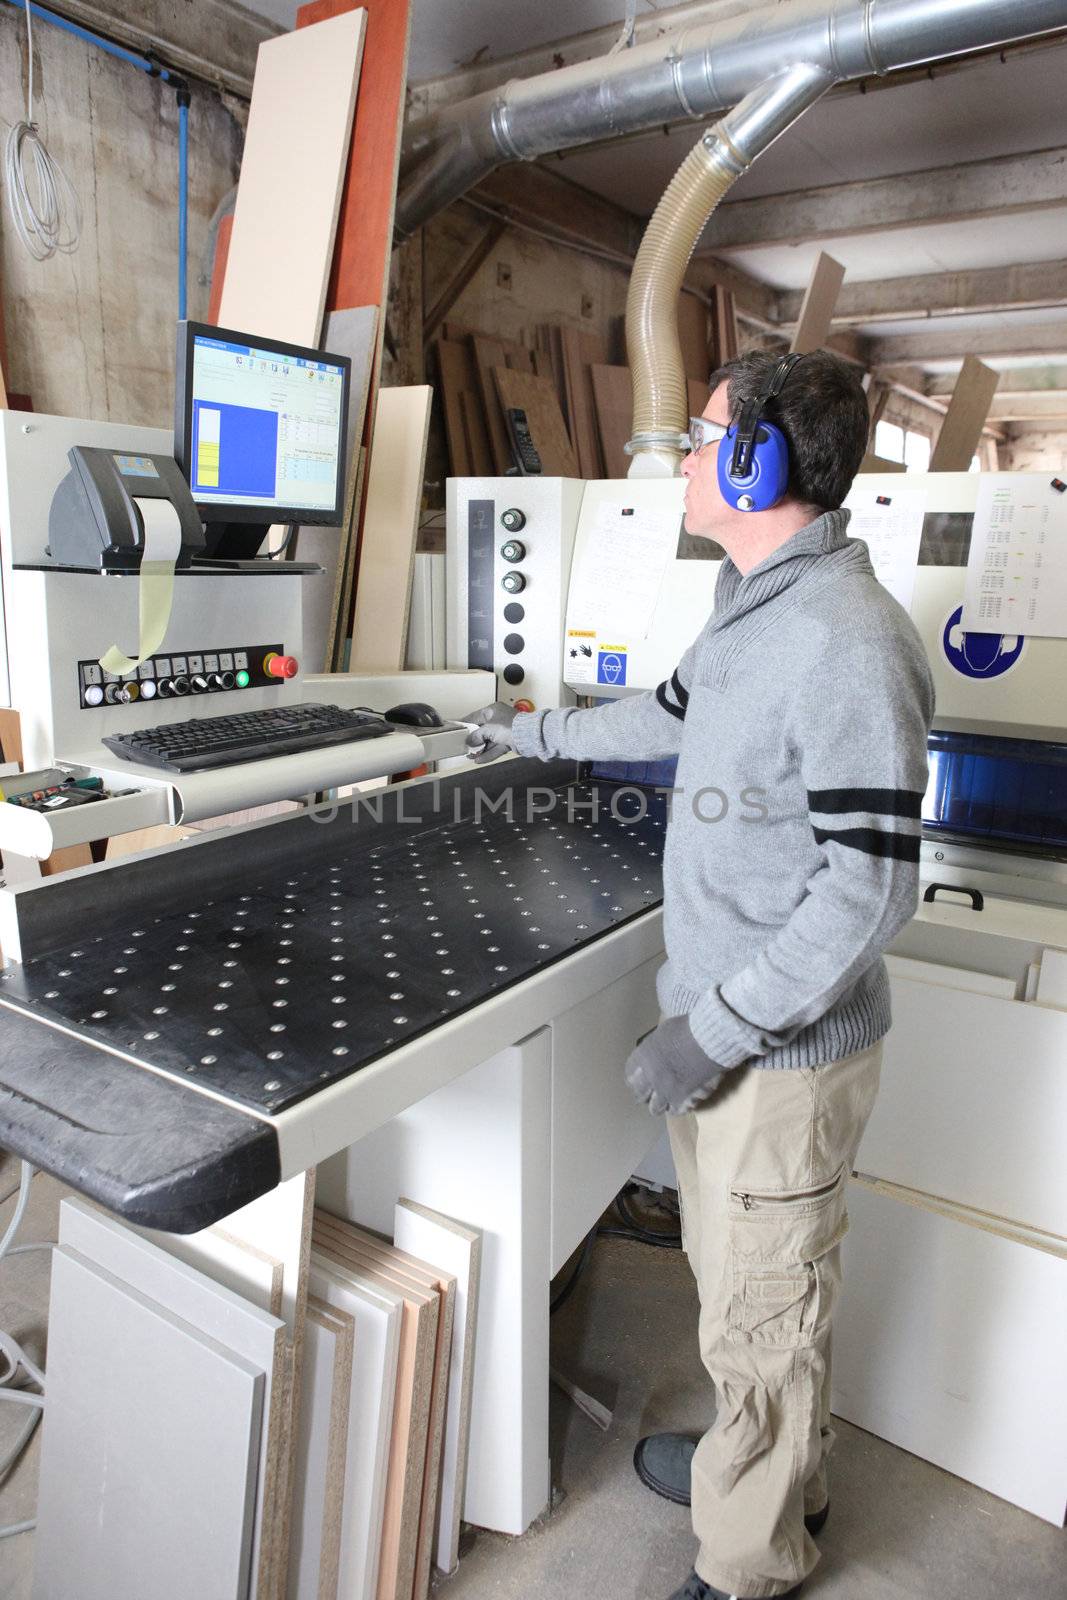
[677,291,710,382]
[289,1300,354,1600]
[492,367,579,478]
[790,251,845,355]
[308,1254,402,1600]
[834,1178,1067,1525]
[709,285,738,369]
[297,304,380,675]
[63,1198,287,1600]
[687,377,710,421]
[311,1225,437,1600]
[218,10,366,345]
[930,354,1000,471]
[434,340,492,477]
[34,1246,264,1600]
[349,385,432,673]
[471,335,535,474]
[589,364,632,480]
[393,1202,481,1576]
[313,1215,454,1597]
[560,326,606,478]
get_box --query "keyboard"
[102,703,393,774]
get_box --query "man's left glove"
[625,1014,733,1116]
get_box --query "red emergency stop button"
[264,652,299,679]
[513,697,535,712]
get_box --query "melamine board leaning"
[218,10,366,346]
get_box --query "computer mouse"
[385,701,445,729]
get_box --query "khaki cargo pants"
[667,1042,882,1599]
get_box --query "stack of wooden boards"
[33,1191,482,1600]
[434,294,723,483]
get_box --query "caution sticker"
[597,645,628,687]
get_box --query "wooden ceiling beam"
[699,146,1067,252]
[777,257,1067,328]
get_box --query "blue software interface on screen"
[189,335,344,512]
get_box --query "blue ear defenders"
[717,352,804,513]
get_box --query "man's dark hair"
[708,348,869,511]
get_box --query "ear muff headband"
[719,352,804,513]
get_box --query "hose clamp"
[625,429,689,456]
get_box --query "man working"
[465,349,934,1600]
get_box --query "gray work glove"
[625,1015,734,1116]
[464,701,518,764]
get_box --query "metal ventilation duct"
[397,0,1067,236]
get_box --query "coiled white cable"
[0,1161,47,1540]
[4,0,81,260]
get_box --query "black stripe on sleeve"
[655,681,686,722]
[670,669,690,710]
[807,787,924,819]
[812,825,921,862]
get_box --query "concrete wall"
[0,4,241,427]
[1001,427,1067,473]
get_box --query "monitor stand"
[201,520,283,561]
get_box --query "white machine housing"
[0,413,429,848]
[446,476,584,714]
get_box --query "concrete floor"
[1,1167,1065,1600]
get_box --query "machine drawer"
[860,975,1067,1235]
[548,955,663,1274]
[0,764,172,861]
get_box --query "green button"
[236,669,250,688]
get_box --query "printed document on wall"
[844,483,926,613]
[962,476,1067,638]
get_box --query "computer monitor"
[174,320,351,559]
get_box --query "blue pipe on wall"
[3,0,191,315]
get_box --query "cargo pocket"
[727,1165,848,1350]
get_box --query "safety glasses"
[684,416,729,454]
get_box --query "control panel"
[77,643,298,709]
[446,476,584,713]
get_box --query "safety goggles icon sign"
[597,649,627,686]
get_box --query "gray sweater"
[512,509,935,1071]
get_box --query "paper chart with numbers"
[843,483,926,614]
[961,476,1067,638]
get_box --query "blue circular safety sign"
[941,605,1025,679]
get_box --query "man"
[465,349,934,1600]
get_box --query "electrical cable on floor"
[0,1162,46,1540]
[550,1185,683,1315]
[4,0,82,261]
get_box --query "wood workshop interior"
[2,2,1067,1598]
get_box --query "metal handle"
[923,882,984,912]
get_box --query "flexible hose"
[625,63,834,476]
[624,136,740,474]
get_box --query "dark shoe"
[635,1432,829,1535]
[667,1571,803,1600]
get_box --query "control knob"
[160,675,191,698]
[190,674,210,693]
[501,508,526,532]
[501,571,526,594]
[104,682,139,705]
[209,670,236,691]
[500,539,526,564]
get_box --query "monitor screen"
[175,321,350,528]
